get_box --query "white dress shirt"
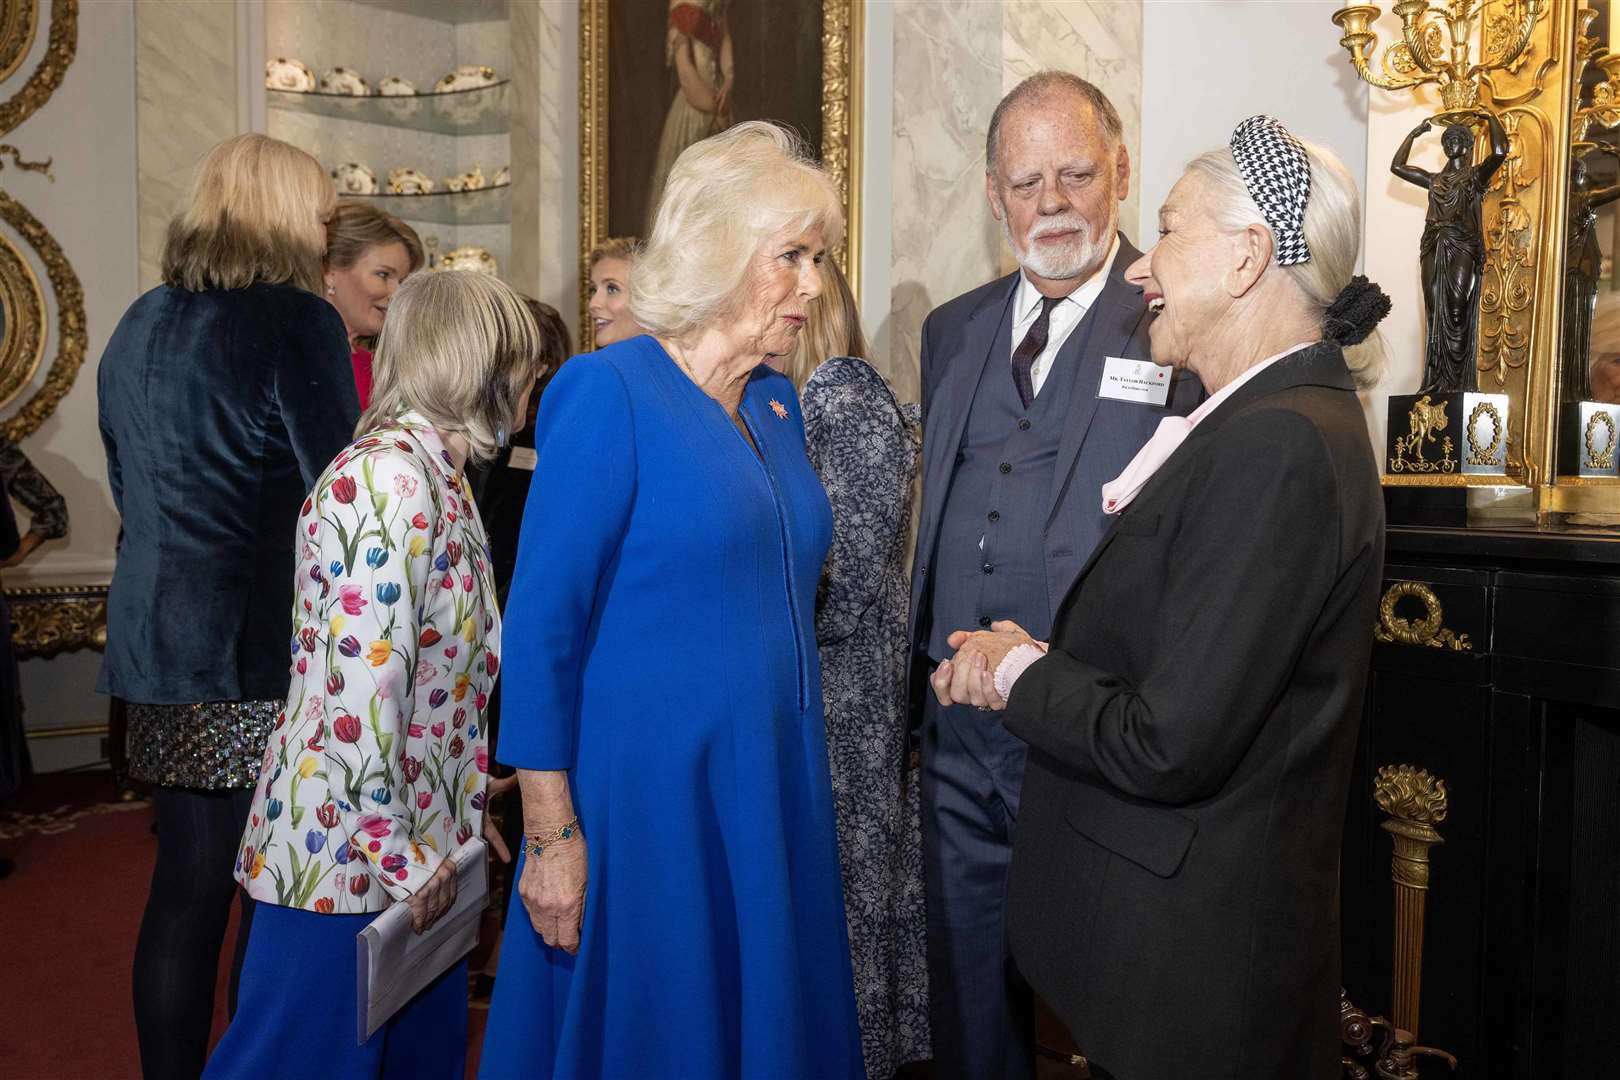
[1009,234,1121,398]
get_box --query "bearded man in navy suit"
[908,72,1200,1078]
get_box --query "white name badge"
[507,446,537,471]
[1097,356,1173,406]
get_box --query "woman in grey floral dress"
[790,256,929,1079]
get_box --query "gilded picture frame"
[578,0,863,349]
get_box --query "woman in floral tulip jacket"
[205,271,540,1079]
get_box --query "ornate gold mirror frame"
[578,0,863,350]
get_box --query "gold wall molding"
[577,0,863,349]
[0,224,43,408]
[0,185,85,440]
[0,0,75,138]
[0,0,38,85]
[1373,580,1474,650]
[6,583,107,658]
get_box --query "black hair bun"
[1322,275,1391,347]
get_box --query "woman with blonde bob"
[204,270,538,1079]
[482,121,864,1079]
[97,132,359,1080]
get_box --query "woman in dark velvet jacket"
[97,133,359,1080]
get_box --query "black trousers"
[132,786,256,1080]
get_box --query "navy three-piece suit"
[908,234,1200,1077]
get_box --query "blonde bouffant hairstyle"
[782,253,868,390]
[359,272,541,464]
[162,134,334,295]
[1184,137,1387,390]
[632,121,844,341]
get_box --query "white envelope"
[356,838,488,1043]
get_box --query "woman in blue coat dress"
[481,122,862,1079]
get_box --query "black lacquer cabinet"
[1340,525,1620,1079]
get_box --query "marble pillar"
[1002,0,1142,252]
[888,0,1003,405]
[136,1,240,291]
[511,0,576,337]
[885,1,1144,404]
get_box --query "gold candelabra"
[1574,7,1620,146]
[1332,0,1543,114]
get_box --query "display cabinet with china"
[263,0,513,278]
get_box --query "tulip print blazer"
[235,413,501,914]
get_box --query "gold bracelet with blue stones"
[523,817,580,858]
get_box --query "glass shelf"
[267,81,509,135]
[339,183,511,226]
[351,0,508,24]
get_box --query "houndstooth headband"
[1230,115,1312,266]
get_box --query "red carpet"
[0,772,491,1078]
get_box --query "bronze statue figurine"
[1562,150,1620,402]
[1391,113,1509,395]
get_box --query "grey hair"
[359,271,541,464]
[1184,139,1387,389]
[986,71,1123,172]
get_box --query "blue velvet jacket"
[97,283,359,704]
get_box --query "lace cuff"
[993,642,1048,702]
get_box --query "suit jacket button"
[1018,419,1031,431]
[999,462,1012,474]
[982,563,994,575]
[978,616,992,628]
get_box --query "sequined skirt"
[126,700,280,789]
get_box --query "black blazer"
[907,237,1201,685]
[97,283,359,704]
[1002,343,1385,1080]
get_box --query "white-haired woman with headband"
[202,270,539,1079]
[932,116,1390,1079]
[481,121,862,1078]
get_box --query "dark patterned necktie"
[1012,296,1060,409]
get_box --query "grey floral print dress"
[803,356,930,1079]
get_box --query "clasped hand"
[929,619,1038,711]
[403,773,519,935]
